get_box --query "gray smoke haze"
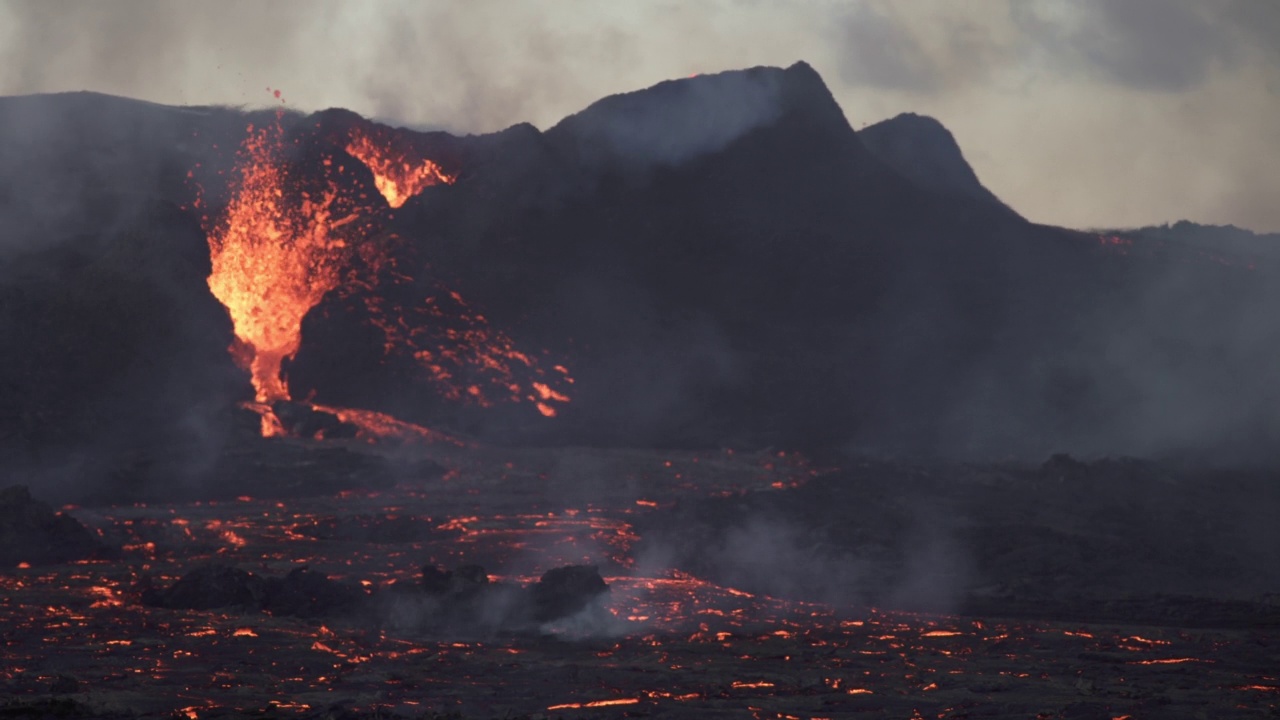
[635,502,972,616]
[551,67,786,169]
[0,0,1277,232]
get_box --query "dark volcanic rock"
[529,564,609,622]
[635,454,1280,627]
[8,68,1280,463]
[144,561,610,630]
[0,485,111,567]
[197,442,400,501]
[400,564,609,631]
[46,675,79,695]
[144,563,367,617]
[262,566,368,618]
[449,564,491,595]
[421,565,454,594]
[288,62,1280,460]
[144,563,266,610]
[858,111,1017,215]
[271,401,359,440]
[0,193,244,485]
[74,440,402,505]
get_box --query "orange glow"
[533,382,570,403]
[547,698,640,710]
[345,125,455,208]
[205,109,358,431]
[310,403,471,447]
[203,110,571,439]
[1124,635,1171,646]
[88,585,122,609]
[377,286,574,413]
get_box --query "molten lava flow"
[206,110,358,433]
[345,126,455,208]
[547,699,640,710]
[309,403,471,447]
[351,275,574,418]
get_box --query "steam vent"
[0,62,1277,719]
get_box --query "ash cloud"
[635,489,974,616]
[2,1,1278,231]
[548,67,786,170]
[832,4,942,93]
[1011,0,1241,92]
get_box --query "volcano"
[0,63,1277,719]
[5,62,1280,462]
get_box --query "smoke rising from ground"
[0,0,1277,232]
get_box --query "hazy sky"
[2,0,1277,232]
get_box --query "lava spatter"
[201,104,571,439]
[345,125,455,208]
[205,108,359,433]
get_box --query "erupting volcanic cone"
[199,104,571,439]
[204,109,358,434]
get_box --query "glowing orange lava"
[547,698,640,710]
[206,110,357,432]
[309,403,471,447]
[345,126,455,208]
[202,107,571,438]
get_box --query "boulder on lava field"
[529,565,609,623]
[393,563,505,630]
[419,563,491,597]
[409,563,609,631]
[261,566,369,618]
[143,563,371,617]
[0,485,112,568]
[451,564,490,591]
[421,564,453,594]
[142,563,266,610]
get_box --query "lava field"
[2,442,1277,720]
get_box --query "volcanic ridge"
[0,62,1277,719]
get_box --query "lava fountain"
[205,110,359,434]
[201,103,572,438]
